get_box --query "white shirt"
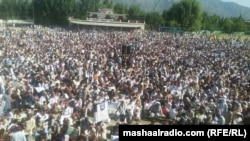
[0,100,6,116]
[169,108,177,119]
[75,99,83,107]
[36,112,49,122]
[10,131,27,141]
[49,96,59,106]
[38,96,47,106]
[63,106,73,116]
[126,101,135,114]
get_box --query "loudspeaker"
[127,45,131,54]
[122,45,127,54]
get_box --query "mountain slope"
[112,0,250,19]
[200,0,250,19]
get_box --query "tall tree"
[127,5,145,21]
[33,0,75,25]
[0,0,15,20]
[145,12,164,30]
[102,0,113,8]
[221,18,233,33]
[162,0,202,31]
[201,13,221,31]
[231,15,248,32]
[0,0,11,19]
[72,0,100,19]
[113,3,128,14]
[19,0,32,20]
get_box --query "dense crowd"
[0,25,249,141]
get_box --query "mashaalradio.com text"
[123,129,205,137]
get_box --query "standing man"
[0,95,6,116]
[24,110,36,141]
[9,123,27,141]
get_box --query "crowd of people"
[0,25,249,141]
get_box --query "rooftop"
[69,18,145,30]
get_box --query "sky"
[221,0,250,8]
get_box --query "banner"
[94,101,109,123]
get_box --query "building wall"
[98,8,113,14]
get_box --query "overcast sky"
[221,0,250,8]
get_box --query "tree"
[0,0,10,19]
[231,16,247,32]
[18,0,32,20]
[113,3,128,14]
[127,5,145,21]
[168,20,180,27]
[0,0,15,20]
[162,0,202,31]
[102,0,113,8]
[201,12,211,30]
[33,0,75,25]
[145,12,165,30]
[72,0,100,19]
[221,18,233,33]
[201,13,221,31]
[33,0,48,24]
